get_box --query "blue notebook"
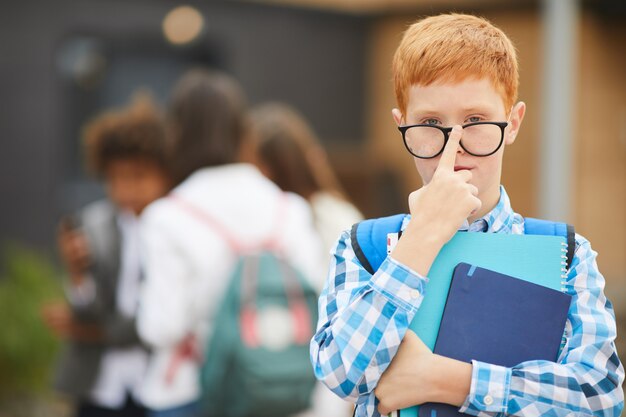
[398,232,568,417]
[418,263,572,417]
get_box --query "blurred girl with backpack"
[136,70,324,417]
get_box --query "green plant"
[0,244,63,399]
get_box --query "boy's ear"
[392,108,404,126]
[505,101,526,145]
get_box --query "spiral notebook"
[397,231,568,417]
[417,263,572,417]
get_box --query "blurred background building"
[0,0,625,412]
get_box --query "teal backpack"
[201,252,318,417]
[172,195,318,417]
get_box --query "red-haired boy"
[310,13,624,417]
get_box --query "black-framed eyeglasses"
[397,121,509,159]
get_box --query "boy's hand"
[391,126,481,276]
[57,219,91,286]
[375,330,472,414]
[407,125,481,244]
[375,330,433,414]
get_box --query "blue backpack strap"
[525,217,575,270]
[350,214,406,275]
[352,215,576,274]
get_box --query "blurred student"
[246,103,360,417]
[136,70,324,417]
[247,102,363,263]
[42,94,171,417]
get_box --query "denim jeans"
[147,401,200,417]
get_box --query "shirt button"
[410,289,420,299]
[484,395,494,405]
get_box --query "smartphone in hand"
[57,213,92,279]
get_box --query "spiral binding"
[560,241,568,292]
[559,240,569,354]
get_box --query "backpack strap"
[524,217,575,270]
[350,214,406,275]
[169,193,289,253]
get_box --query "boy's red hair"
[392,13,519,116]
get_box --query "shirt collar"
[464,185,515,233]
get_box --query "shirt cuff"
[65,275,96,307]
[459,360,511,415]
[368,256,428,314]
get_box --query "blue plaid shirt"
[310,187,624,416]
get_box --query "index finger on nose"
[437,125,462,173]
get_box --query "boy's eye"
[422,118,441,126]
[466,116,483,123]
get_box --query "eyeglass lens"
[404,124,503,158]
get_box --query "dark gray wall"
[0,0,369,249]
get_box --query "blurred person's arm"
[42,302,141,346]
[57,215,98,307]
[46,210,143,347]
[57,211,114,320]
[137,204,194,347]
[43,214,103,342]
[41,301,103,343]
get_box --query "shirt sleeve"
[459,235,625,416]
[309,229,429,403]
[136,207,195,348]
